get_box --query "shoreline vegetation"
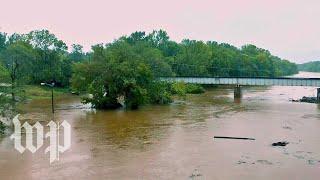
[298,61,320,72]
[0,29,299,132]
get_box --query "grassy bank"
[21,85,70,100]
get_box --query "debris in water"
[257,160,273,165]
[291,96,319,104]
[237,160,246,164]
[272,141,289,146]
[189,169,202,179]
[214,136,255,140]
[282,126,292,130]
[307,160,316,165]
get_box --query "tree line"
[298,61,320,72]
[0,29,298,110]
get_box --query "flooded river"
[1,72,320,179]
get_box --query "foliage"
[22,85,68,100]
[174,40,212,76]
[0,30,76,89]
[185,84,205,94]
[2,41,36,83]
[0,63,9,82]
[69,44,86,62]
[1,41,37,100]
[171,82,187,97]
[0,122,5,134]
[0,29,299,110]
[0,32,7,53]
[74,40,172,109]
[148,81,173,104]
[82,78,122,109]
[0,84,11,134]
[170,82,204,96]
[298,61,320,72]
[27,30,67,52]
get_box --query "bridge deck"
[161,77,320,87]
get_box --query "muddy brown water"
[1,72,320,179]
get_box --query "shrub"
[171,82,187,97]
[186,84,205,94]
[148,81,173,104]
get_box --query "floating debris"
[237,160,247,164]
[256,160,273,165]
[307,160,317,165]
[291,96,319,104]
[214,136,255,140]
[189,169,202,179]
[272,141,289,146]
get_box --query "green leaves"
[0,63,9,82]
[72,40,174,109]
[27,30,67,52]
[0,29,298,110]
[298,61,320,72]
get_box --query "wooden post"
[234,85,242,99]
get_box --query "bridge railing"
[160,77,320,87]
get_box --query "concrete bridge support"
[234,85,242,99]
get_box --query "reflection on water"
[1,72,320,179]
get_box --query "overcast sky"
[1,0,319,63]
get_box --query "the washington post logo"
[10,114,71,164]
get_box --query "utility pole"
[51,82,54,114]
[41,82,55,114]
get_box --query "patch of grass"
[22,85,70,100]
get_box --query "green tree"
[69,44,86,62]
[26,30,70,86]
[298,61,320,72]
[0,62,9,82]
[2,41,36,100]
[72,40,173,109]
[27,30,67,52]
[0,63,12,134]
[0,32,7,53]
[174,40,212,76]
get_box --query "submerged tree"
[72,40,173,109]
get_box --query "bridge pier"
[317,88,320,102]
[234,85,242,99]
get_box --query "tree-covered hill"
[298,61,320,72]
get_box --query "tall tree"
[0,32,7,53]
[2,41,36,100]
[69,44,85,62]
[27,30,67,52]
[26,30,69,86]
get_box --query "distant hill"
[298,61,320,72]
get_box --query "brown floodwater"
[1,72,320,179]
